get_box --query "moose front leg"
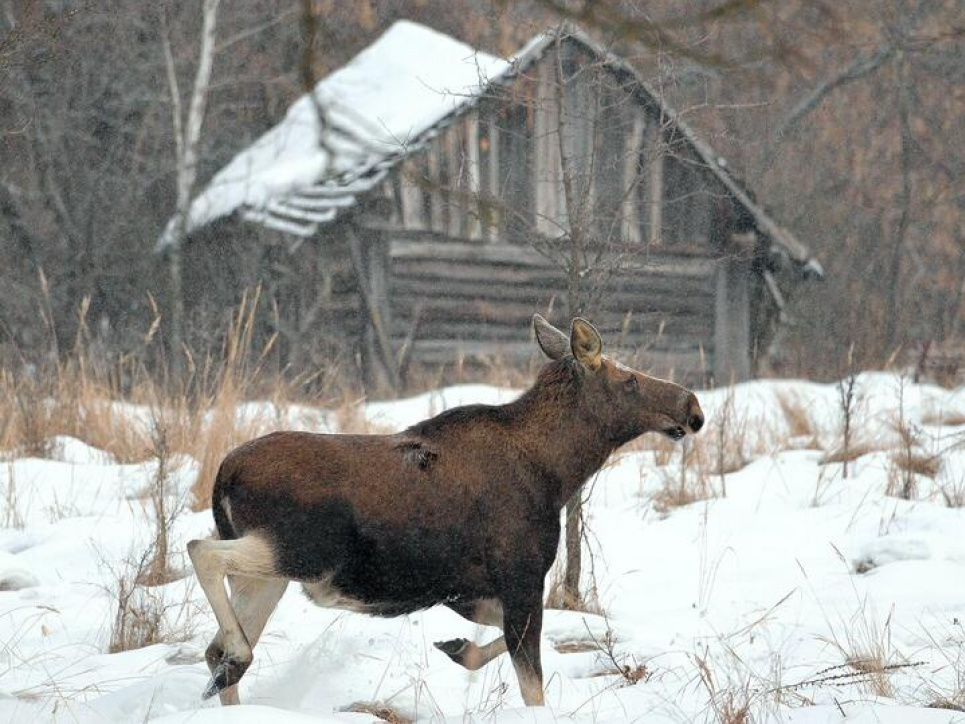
[501,592,545,706]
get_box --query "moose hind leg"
[435,635,508,671]
[436,598,508,670]
[187,535,278,702]
[208,575,288,706]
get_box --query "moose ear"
[570,318,602,370]
[533,314,569,360]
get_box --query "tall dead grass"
[775,391,821,449]
[649,439,716,514]
[885,378,941,500]
[104,543,198,654]
[0,289,317,509]
[645,384,763,514]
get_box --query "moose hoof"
[204,641,224,669]
[202,655,250,700]
[434,637,470,664]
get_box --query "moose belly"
[300,573,474,618]
[298,536,493,617]
[301,575,377,614]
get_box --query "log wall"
[382,230,716,383]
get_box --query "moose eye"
[624,376,638,391]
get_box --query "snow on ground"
[2,373,965,722]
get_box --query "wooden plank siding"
[343,40,761,386]
[383,232,715,382]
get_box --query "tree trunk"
[161,0,221,378]
[554,36,587,609]
[883,52,912,356]
[168,243,184,373]
[562,491,583,607]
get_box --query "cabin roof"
[158,21,820,275]
[156,21,507,247]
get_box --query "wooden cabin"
[162,21,823,391]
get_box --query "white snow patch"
[3,374,965,721]
[46,436,114,465]
[0,550,38,590]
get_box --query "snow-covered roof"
[157,21,508,247]
[158,21,819,276]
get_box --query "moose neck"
[507,359,616,510]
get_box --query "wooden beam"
[714,259,751,384]
[426,146,445,234]
[447,125,463,239]
[390,237,550,267]
[465,115,482,240]
[647,123,664,245]
[399,160,426,230]
[346,224,401,392]
[484,119,500,242]
[534,57,561,237]
[621,113,645,243]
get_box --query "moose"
[188,315,704,706]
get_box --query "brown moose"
[188,315,704,707]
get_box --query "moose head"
[532,314,704,447]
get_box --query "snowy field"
[3,374,965,722]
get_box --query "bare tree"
[160,0,221,375]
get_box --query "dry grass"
[403,348,538,398]
[583,616,651,686]
[939,473,965,508]
[3,460,24,529]
[544,556,604,613]
[819,441,882,466]
[341,701,413,723]
[108,567,165,653]
[630,386,755,478]
[0,291,322,509]
[329,392,397,436]
[138,414,190,586]
[649,440,716,514]
[819,598,924,699]
[891,448,941,478]
[920,623,965,711]
[886,412,941,500]
[694,653,753,724]
[623,432,676,466]
[105,410,196,652]
[0,291,553,512]
[834,361,862,479]
[637,385,760,513]
[922,410,965,427]
[650,469,714,514]
[104,543,196,654]
[711,385,753,481]
[887,450,941,500]
[776,390,818,442]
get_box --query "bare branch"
[766,44,894,162]
[160,15,184,168]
